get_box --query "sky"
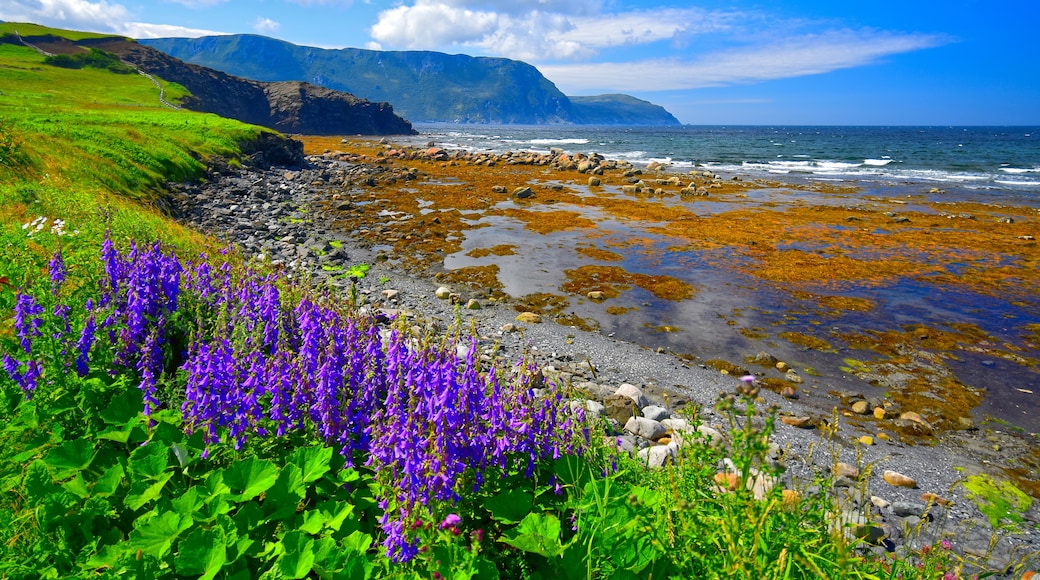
[2,0,1038,125]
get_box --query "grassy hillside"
[0,24,274,293]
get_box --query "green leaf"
[265,464,305,521]
[221,457,279,502]
[23,459,57,502]
[99,387,144,426]
[170,486,203,516]
[175,526,227,580]
[316,499,354,533]
[97,417,147,444]
[44,438,96,478]
[62,473,90,498]
[288,445,332,485]
[278,530,316,579]
[92,463,125,497]
[484,488,533,524]
[128,441,169,481]
[296,510,326,535]
[340,530,374,554]
[500,512,566,558]
[130,510,193,559]
[125,471,174,511]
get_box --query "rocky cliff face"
[81,38,415,136]
[140,35,681,125]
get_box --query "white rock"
[624,416,666,440]
[569,399,605,419]
[637,445,676,468]
[435,286,452,299]
[614,383,649,408]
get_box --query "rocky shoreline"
[167,147,1039,576]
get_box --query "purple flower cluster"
[2,236,584,562]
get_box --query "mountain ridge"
[139,34,681,126]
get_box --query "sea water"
[407,124,1040,198]
[394,124,1040,429]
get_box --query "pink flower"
[439,513,461,530]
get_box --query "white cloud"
[538,29,950,93]
[117,21,227,38]
[253,17,279,35]
[551,8,737,50]
[0,0,131,31]
[370,3,499,48]
[163,0,227,7]
[369,3,752,61]
[0,0,226,38]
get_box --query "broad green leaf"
[315,499,354,533]
[221,457,279,502]
[288,445,332,484]
[175,526,227,580]
[129,510,193,559]
[278,530,316,579]
[232,500,267,537]
[149,418,186,446]
[500,512,565,558]
[99,387,144,426]
[484,488,533,524]
[97,418,147,444]
[23,459,57,502]
[62,473,90,498]
[128,441,169,481]
[340,530,374,554]
[266,464,305,521]
[170,486,203,516]
[296,510,328,535]
[44,438,96,477]
[92,463,125,497]
[125,471,174,511]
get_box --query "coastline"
[168,138,1040,573]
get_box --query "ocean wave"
[526,138,590,145]
[863,158,894,166]
[999,166,1040,174]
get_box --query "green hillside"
[0,23,277,284]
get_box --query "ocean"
[405,124,1040,199]
[388,124,1040,430]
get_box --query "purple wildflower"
[13,293,44,353]
[49,250,67,295]
[73,314,97,377]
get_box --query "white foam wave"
[863,158,893,166]
[526,138,590,145]
[999,167,1040,174]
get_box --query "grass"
[0,23,1037,579]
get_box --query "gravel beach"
[168,145,1040,576]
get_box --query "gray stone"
[641,405,671,422]
[614,383,649,408]
[891,502,928,518]
[624,416,667,441]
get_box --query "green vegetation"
[0,24,1034,579]
[963,474,1033,529]
[44,48,134,73]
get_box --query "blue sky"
[2,0,1038,125]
